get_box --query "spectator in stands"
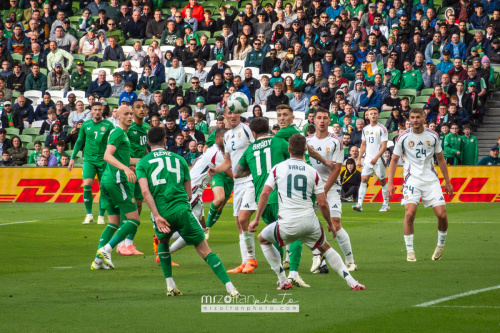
[161,78,182,105]
[103,36,125,63]
[78,26,101,57]
[267,82,289,111]
[186,116,205,143]
[45,121,66,150]
[124,10,146,40]
[207,54,230,82]
[165,57,185,86]
[182,0,204,23]
[184,77,207,105]
[245,37,265,68]
[400,60,423,91]
[0,77,13,102]
[350,118,365,147]
[182,38,200,69]
[28,140,42,164]
[51,25,78,54]
[20,54,34,76]
[69,61,90,92]
[138,64,160,93]
[0,128,12,156]
[119,60,138,91]
[216,91,231,115]
[86,0,106,17]
[104,19,124,45]
[68,101,91,127]
[288,86,307,113]
[340,158,361,202]
[254,75,272,105]
[47,41,73,72]
[385,107,406,133]
[13,95,33,126]
[94,9,110,32]
[119,82,137,106]
[8,25,29,55]
[171,95,191,118]
[359,80,382,111]
[0,61,13,81]
[107,72,124,99]
[7,62,27,93]
[47,62,70,97]
[183,140,200,166]
[241,68,261,101]
[87,70,111,98]
[34,93,56,123]
[0,101,23,132]
[38,146,57,166]
[232,75,251,102]
[207,74,227,106]
[477,146,500,165]
[0,151,16,166]
[461,124,478,165]
[169,132,189,155]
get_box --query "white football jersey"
[223,122,255,185]
[362,123,388,161]
[265,158,325,220]
[393,127,442,186]
[190,145,225,189]
[306,134,344,190]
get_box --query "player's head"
[313,107,330,132]
[276,104,294,128]
[147,126,166,148]
[288,134,306,158]
[367,107,379,122]
[91,102,103,121]
[132,99,147,119]
[224,106,241,128]
[117,105,134,127]
[249,117,270,138]
[215,127,228,150]
[409,108,425,129]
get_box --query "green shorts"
[262,203,279,224]
[82,160,106,181]
[155,207,205,246]
[132,182,144,201]
[100,182,137,216]
[211,173,234,201]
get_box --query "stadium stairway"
[476,95,500,159]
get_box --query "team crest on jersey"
[326,147,330,153]
[365,131,369,135]
[405,195,409,200]
[131,198,136,203]
[426,140,431,146]
[238,132,242,138]
[408,141,414,148]
[470,139,474,142]
[100,126,105,132]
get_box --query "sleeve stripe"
[315,171,319,185]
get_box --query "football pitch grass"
[1,203,499,332]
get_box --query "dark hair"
[56,140,65,147]
[345,157,355,165]
[165,115,176,122]
[148,126,166,146]
[34,140,42,146]
[215,127,227,139]
[314,106,329,117]
[249,117,269,135]
[289,134,306,156]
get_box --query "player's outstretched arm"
[129,157,141,166]
[358,141,366,168]
[308,144,335,169]
[139,178,170,233]
[104,145,137,183]
[435,152,453,196]
[208,152,232,176]
[233,163,251,179]
[316,192,336,238]
[386,154,400,198]
[249,185,272,232]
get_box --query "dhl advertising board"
[0,167,499,203]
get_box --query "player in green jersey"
[137,126,240,297]
[203,118,234,233]
[91,106,143,270]
[68,102,114,225]
[234,118,310,287]
[116,99,150,256]
[273,105,335,274]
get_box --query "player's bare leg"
[403,203,418,262]
[257,232,291,290]
[353,176,370,212]
[317,242,365,290]
[378,178,390,212]
[239,209,258,273]
[432,205,448,260]
[331,217,356,271]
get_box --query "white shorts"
[401,181,446,208]
[232,181,257,217]
[314,188,342,218]
[261,215,326,250]
[190,186,204,220]
[361,160,386,180]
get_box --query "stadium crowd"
[1,0,500,168]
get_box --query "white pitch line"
[52,267,73,269]
[0,220,39,226]
[431,306,500,309]
[413,285,500,307]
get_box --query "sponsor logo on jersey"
[101,126,105,132]
[408,141,414,148]
[133,131,137,134]
[87,127,90,130]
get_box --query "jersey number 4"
[149,157,181,185]
[287,174,307,199]
[254,148,271,176]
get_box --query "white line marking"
[0,220,39,226]
[52,267,73,269]
[413,285,500,307]
[430,306,500,309]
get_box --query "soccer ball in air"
[227,92,250,114]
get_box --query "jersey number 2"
[254,148,271,175]
[149,157,181,185]
[286,174,308,199]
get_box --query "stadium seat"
[84,61,99,70]
[92,68,111,75]
[421,88,434,96]
[204,82,213,89]
[35,135,47,142]
[161,82,169,90]
[240,112,252,118]
[76,30,86,38]
[197,30,212,38]
[101,61,119,69]
[160,45,175,53]
[19,135,33,145]
[71,91,86,99]
[72,54,85,62]
[125,39,142,46]
[24,90,43,100]
[398,89,417,98]
[22,128,40,136]
[107,97,119,106]
[411,103,426,109]
[206,105,217,112]
[40,68,47,75]
[26,143,35,150]
[12,54,23,62]
[162,1,180,8]
[46,91,65,100]
[5,128,19,136]
[206,60,217,67]
[388,133,398,140]
[414,95,430,104]
[245,67,260,75]
[293,112,306,120]
[266,111,277,119]
[182,82,192,90]
[31,120,44,128]
[227,60,245,68]
[213,31,222,37]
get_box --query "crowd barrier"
[0,167,499,203]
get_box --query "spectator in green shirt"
[70,61,92,92]
[444,124,463,165]
[477,146,500,165]
[460,124,478,165]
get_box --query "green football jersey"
[205,130,216,147]
[71,119,114,163]
[274,124,301,142]
[102,126,132,184]
[128,121,150,158]
[238,136,289,203]
[136,148,191,213]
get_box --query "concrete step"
[477,124,500,128]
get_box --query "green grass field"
[1,203,499,332]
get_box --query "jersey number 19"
[287,174,307,199]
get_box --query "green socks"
[98,197,105,217]
[205,252,230,284]
[120,212,138,241]
[108,219,141,248]
[83,185,93,215]
[206,203,221,228]
[158,243,172,278]
[273,243,284,260]
[96,224,118,258]
[289,240,303,272]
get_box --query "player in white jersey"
[168,128,228,254]
[387,108,453,262]
[249,134,365,290]
[208,107,259,274]
[307,107,357,272]
[353,107,390,212]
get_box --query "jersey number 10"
[149,157,181,185]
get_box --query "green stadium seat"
[40,68,47,75]
[72,54,86,62]
[201,1,221,8]
[161,82,169,90]
[379,111,392,119]
[125,39,143,46]
[197,30,212,38]
[411,103,426,109]
[23,128,40,136]
[101,61,119,69]
[76,157,85,164]
[12,54,23,62]
[77,30,86,38]
[19,135,33,145]
[26,143,35,150]
[398,89,417,97]
[162,1,180,8]
[84,61,99,69]
[388,133,398,140]
[5,128,19,136]
[35,135,47,143]
[207,38,216,45]
[161,9,171,15]
[107,97,119,106]
[74,163,84,167]
[358,111,364,119]
[414,95,430,104]
[206,105,217,112]
[421,88,434,96]
[24,163,38,167]
[213,31,222,37]
[182,82,192,90]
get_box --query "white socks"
[166,277,176,289]
[261,243,287,284]
[288,270,299,278]
[117,240,124,248]
[437,230,447,246]
[381,185,388,205]
[404,234,414,252]
[358,183,367,206]
[124,238,133,247]
[312,248,321,256]
[170,237,187,254]
[323,248,355,286]
[243,231,255,260]
[239,234,247,264]
[225,282,236,293]
[103,244,112,253]
[336,228,354,263]
[285,244,290,262]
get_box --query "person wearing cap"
[0,100,23,132]
[6,61,26,93]
[77,26,101,56]
[488,38,500,64]
[123,9,146,40]
[70,60,91,92]
[47,61,70,96]
[477,146,500,165]
[359,2,377,29]
[359,80,382,111]
[470,3,489,30]
[422,60,442,88]
[25,63,47,92]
